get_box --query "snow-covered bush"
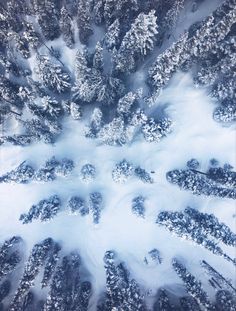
[132,196,145,218]
[80,164,96,183]
[89,192,103,224]
[0,162,35,184]
[134,166,154,184]
[67,196,88,216]
[112,159,134,183]
[20,195,61,224]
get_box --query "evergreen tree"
[41,242,61,288]
[215,290,236,311]
[115,10,158,72]
[89,192,103,224]
[60,6,74,49]
[10,238,53,310]
[148,32,188,97]
[22,22,41,50]
[98,116,129,145]
[19,195,61,224]
[44,252,92,311]
[180,296,201,311]
[100,250,147,310]
[77,0,93,44]
[104,19,120,50]
[85,107,103,138]
[157,209,235,264]
[0,161,35,184]
[33,0,60,41]
[36,55,71,93]
[93,41,104,71]
[166,167,236,199]
[153,289,175,311]
[172,258,214,310]
[0,236,22,282]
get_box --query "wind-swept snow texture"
[0,0,235,310]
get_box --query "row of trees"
[112,159,154,183]
[19,191,104,224]
[157,207,236,264]
[166,160,236,199]
[0,157,74,183]
[1,235,235,310]
[148,0,235,125]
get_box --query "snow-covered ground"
[0,71,235,309]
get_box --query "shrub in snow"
[70,102,82,120]
[186,158,200,170]
[144,249,162,266]
[112,159,134,183]
[67,196,89,216]
[89,192,103,224]
[80,164,96,183]
[20,195,61,224]
[0,161,35,184]
[134,166,154,184]
[132,196,145,218]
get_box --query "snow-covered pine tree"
[0,236,22,282]
[36,55,71,93]
[172,258,214,310]
[162,0,185,32]
[10,238,53,310]
[77,0,93,44]
[19,195,61,224]
[93,41,104,71]
[104,19,120,50]
[0,161,35,184]
[33,0,60,41]
[41,242,61,288]
[132,196,145,218]
[115,10,158,73]
[148,32,188,97]
[99,250,146,310]
[153,289,175,311]
[60,6,74,49]
[22,22,41,50]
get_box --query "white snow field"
[0,71,235,309]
